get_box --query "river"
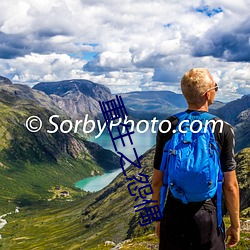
[75,129,156,192]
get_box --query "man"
[152,68,240,249]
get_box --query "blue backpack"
[159,111,223,228]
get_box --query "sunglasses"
[203,83,218,95]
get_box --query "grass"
[88,221,250,250]
[0,198,89,250]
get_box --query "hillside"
[234,108,250,152]
[213,94,250,126]
[0,81,121,213]
[0,147,156,249]
[235,148,250,214]
[1,147,249,249]
[0,77,248,249]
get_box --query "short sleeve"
[214,120,237,172]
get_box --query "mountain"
[119,91,186,120]
[234,108,250,152]
[119,91,225,120]
[209,100,225,110]
[213,94,250,126]
[0,76,12,85]
[213,95,250,152]
[33,80,225,121]
[1,147,249,249]
[33,79,112,120]
[0,78,121,212]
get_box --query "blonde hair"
[181,68,214,104]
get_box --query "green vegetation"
[0,83,249,249]
[235,148,250,214]
[0,199,89,249]
[0,84,121,214]
[1,208,248,250]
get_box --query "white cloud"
[0,0,249,101]
[0,53,87,85]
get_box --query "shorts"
[159,195,225,250]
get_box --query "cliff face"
[213,94,250,125]
[210,94,250,152]
[234,108,250,152]
[33,79,112,120]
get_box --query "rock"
[105,240,116,247]
[33,79,112,120]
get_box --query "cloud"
[193,18,250,62]
[0,0,249,101]
[0,53,87,85]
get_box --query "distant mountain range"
[32,78,249,152]
[120,90,225,118]
[32,80,225,121]
[119,90,187,119]
[2,75,249,154]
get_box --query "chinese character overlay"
[99,95,162,226]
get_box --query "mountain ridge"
[0,76,12,85]
[33,79,112,120]
[0,79,121,213]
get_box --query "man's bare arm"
[152,169,163,207]
[152,169,163,239]
[223,170,240,248]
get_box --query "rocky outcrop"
[213,94,250,125]
[234,109,250,152]
[33,79,112,120]
[0,76,12,85]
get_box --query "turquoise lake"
[75,129,156,192]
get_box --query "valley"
[0,76,249,249]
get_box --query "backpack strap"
[159,142,170,214]
[159,111,188,213]
[201,112,223,230]
[217,169,223,231]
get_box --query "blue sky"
[0,0,249,102]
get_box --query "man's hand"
[155,221,161,239]
[225,225,240,248]
[223,171,240,248]
[152,169,163,240]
